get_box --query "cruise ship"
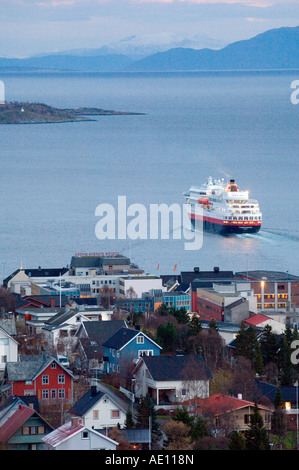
[184,176,262,234]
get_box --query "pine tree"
[260,324,278,365]
[209,318,218,332]
[244,402,270,450]
[124,409,135,429]
[228,431,246,450]
[135,395,162,447]
[271,387,287,442]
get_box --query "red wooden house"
[1,355,74,404]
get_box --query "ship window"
[239,217,243,220]
[244,217,248,220]
[229,217,232,220]
[250,217,253,220]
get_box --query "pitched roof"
[188,393,272,415]
[244,314,272,326]
[42,420,85,447]
[70,388,105,417]
[5,356,74,382]
[0,395,40,414]
[42,419,118,448]
[77,320,127,359]
[141,354,212,382]
[102,327,139,350]
[102,327,162,351]
[0,404,35,443]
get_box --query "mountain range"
[0,26,298,73]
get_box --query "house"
[0,402,53,450]
[42,307,92,357]
[0,394,40,413]
[69,384,129,430]
[42,417,118,450]
[0,324,18,372]
[255,380,299,431]
[187,393,272,432]
[15,306,66,335]
[3,266,69,294]
[102,327,162,374]
[244,313,286,334]
[75,320,127,371]
[0,354,74,404]
[118,276,166,298]
[133,353,212,409]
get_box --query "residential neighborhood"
[0,256,299,450]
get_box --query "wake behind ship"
[184,176,262,234]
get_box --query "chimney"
[50,297,55,308]
[71,417,82,428]
[214,267,220,273]
[90,385,97,397]
[194,267,199,273]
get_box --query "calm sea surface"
[0,71,298,279]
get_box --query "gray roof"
[4,356,74,382]
[44,308,80,327]
[77,320,127,359]
[70,388,105,417]
[142,354,212,382]
[120,429,150,444]
[236,270,299,281]
[102,327,139,350]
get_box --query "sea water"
[0,71,298,278]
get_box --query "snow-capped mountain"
[43,33,227,60]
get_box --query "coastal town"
[0,252,299,450]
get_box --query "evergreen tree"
[260,324,278,366]
[271,387,287,442]
[244,403,270,450]
[278,325,296,386]
[209,318,218,332]
[156,321,176,352]
[235,323,264,376]
[228,431,246,450]
[124,409,135,429]
[189,315,202,336]
[135,395,161,447]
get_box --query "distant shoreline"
[0,102,145,125]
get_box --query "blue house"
[102,327,161,374]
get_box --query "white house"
[119,276,166,298]
[133,353,212,409]
[42,417,118,450]
[0,326,18,371]
[69,385,129,430]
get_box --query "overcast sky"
[0,0,298,57]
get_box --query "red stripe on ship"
[188,213,262,227]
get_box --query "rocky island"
[0,102,145,124]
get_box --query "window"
[51,363,56,369]
[137,335,144,344]
[111,410,120,419]
[82,431,89,439]
[42,375,49,385]
[58,389,65,399]
[93,410,99,420]
[51,389,56,399]
[58,374,65,384]
[42,390,49,399]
